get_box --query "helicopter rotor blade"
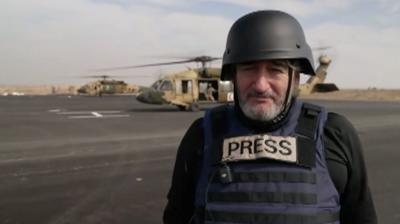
[91,55,222,72]
[81,75,111,79]
[81,75,129,79]
[191,55,222,62]
[92,59,195,72]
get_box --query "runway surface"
[0,95,399,224]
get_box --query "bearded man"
[163,10,377,224]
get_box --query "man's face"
[236,60,297,121]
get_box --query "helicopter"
[96,54,338,111]
[77,75,139,96]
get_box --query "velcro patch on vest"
[222,134,297,163]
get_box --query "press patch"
[222,134,297,163]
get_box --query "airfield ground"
[0,94,400,223]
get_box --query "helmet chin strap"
[270,67,295,124]
[284,67,296,109]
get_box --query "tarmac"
[0,95,399,224]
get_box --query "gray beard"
[238,90,284,122]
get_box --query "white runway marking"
[4,155,176,177]
[0,141,180,164]
[48,109,62,113]
[100,114,130,118]
[68,115,101,119]
[58,110,122,115]
[69,114,130,119]
[49,109,130,119]
[91,112,103,117]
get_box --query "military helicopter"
[96,56,232,110]
[96,54,338,111]
[77,75,139,96]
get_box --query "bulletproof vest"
[194,100,340,224]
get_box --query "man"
[163,10,377,224]
[206,83,216,102]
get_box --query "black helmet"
[221,10,315,80]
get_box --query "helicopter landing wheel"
[189,103,200,112]
[178,105,186,111]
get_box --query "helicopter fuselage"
[136,69,234,111]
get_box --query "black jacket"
[163,106,377,224]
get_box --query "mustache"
[246,89,278,100]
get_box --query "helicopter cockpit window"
[160,80,173,91]
[151,80,162,90]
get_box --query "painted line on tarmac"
[0,140,179,164]
[57,110,122,115]
[67,115,99,119]
[0,130,184,153]
[51,110,130,119]
[68,114,130,119]
[91,112,103,117]
[48,109,63,113]
[101,114,130,118]
[4,155,175,178]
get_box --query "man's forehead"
[237,59,288,67]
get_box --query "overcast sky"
[1,0,399,88]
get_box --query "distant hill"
[300,89,400,101]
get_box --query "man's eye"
[270,67,285,73]
[239,66,255,71]
[245,67,255,71]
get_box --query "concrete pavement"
[0,95,399,223]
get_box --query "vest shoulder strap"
[204,105,230,165]
[196,105,229,206]
[296,102,322,139]
[295,102,324,168]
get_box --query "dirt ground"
[0,85,77,95]
[300,89,400,102]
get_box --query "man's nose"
[252,70,272,91]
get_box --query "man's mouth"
[249,95,274,102]
[247,91,277,102]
